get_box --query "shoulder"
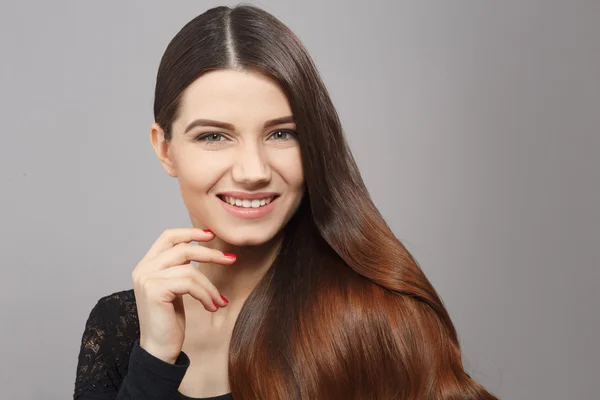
[74,289,140,397]
[81,288,140,367]
[94,288,137,319]
[96,287,136,308]
[93,288,140,341]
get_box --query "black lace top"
[73,289,234,400]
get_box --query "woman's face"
[151,69,305,246]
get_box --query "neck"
[191,230,282,319]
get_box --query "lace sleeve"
[73,298,120,398]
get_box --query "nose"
[231,141,271,187]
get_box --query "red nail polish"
[221,294,229,304]
[213,300,220,309]
[203,229,213,234]
[223,252,236,259]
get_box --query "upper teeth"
[223,196,274,208]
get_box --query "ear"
[150,122,178,177]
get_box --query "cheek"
[176,152,227,190]
[271,148,305,188]
[176,156,222,222]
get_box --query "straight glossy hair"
[154,4,497,399]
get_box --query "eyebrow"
[183,115,296,134]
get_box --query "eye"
[194,132,228,143]
[269,130,297,140]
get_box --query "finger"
[143,228,215,261]
[147,243,236,273]
[148,264,228,307]
[144,275,220,312]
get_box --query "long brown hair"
[153,4,497,399]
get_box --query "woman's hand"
[132,228,235,364]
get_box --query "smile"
[216,194,280,219]
[218,195,276,208]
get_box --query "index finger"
[142,228,214,261]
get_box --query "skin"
[149,68,306,396]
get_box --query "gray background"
[0,1,598,399]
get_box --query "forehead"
[177,69,292,126]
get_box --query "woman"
[74,4,497,399]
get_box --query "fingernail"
[221,294,229,304]
[203,229,213,234]
[223,252,236,259]
[212,300,220,309]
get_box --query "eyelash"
[193,130,298,143]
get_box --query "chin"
[217,228,280,247]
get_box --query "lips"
[219,195,273,208]
[217,193,279,219]
[216,191,280,200]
